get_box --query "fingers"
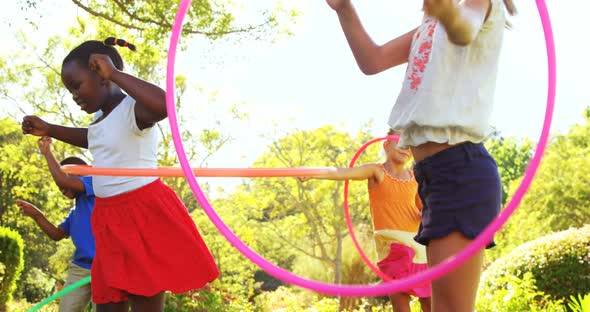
[89,54,115,79]
[88,54,100,72]
[16,199,30,206]
[16,200,29,211]
[22,116,37,134]
[22,116,33,134]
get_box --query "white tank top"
[88,95,158,197]
[389,0,506,148]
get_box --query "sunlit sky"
[1,1,588,195]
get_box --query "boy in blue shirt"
[17,137,95,311]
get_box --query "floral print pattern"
[406,18,438,92]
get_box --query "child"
[21,37,219,311]
[303,130,431,312]
[17,136,95,312]
[327,0,514,311]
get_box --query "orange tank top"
[369,166,423,232]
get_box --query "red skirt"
[91,179,219,304]
[377,243,431,298]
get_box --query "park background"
[0,0,589,311]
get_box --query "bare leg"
[389,293,411,312]
[129,292,165,312]
[427,232,484,312]
[96,301,129,312]
[419,297,432,312]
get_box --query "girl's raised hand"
[16,200,41,218]
[89,53,118,80]
[423,0,456,20]
[326,0,351,12]
[22,115,50,137]
[37,136,52,156]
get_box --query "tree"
[2,0,295,301]
[223,126,380,285]
[485,136,533,206]
[182,125,383,310]
[19,0,298,41]
[489,107,590,260]
[0,118,77,300]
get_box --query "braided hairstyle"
[62,37,136,71]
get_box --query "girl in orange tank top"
[304,130,431,312]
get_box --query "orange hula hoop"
[61,165,335,178]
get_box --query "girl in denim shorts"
[327,0,515,310]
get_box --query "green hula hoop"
[28,276,91,312]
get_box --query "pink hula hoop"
[343,135,398,282]
[166,0,556,296]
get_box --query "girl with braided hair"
[22,38,219,311]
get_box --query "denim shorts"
[413,142,501,248]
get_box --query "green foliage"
[48,240,75,283]
[247,126,379,285]
[189,195,262,300]
[0,227,25,308]
[521,117,590,232]
[485,136,533,206]
[481,225,590,302]
[292,223,376,283]
[1,0,288,304]
[182,126,382,310]
[20,268,54,304]
[0,118,73,301]
[164,287,254,312]
[477,272,565,312]
[490,109,590,261]
[568,293,590,312]
[21,0,299,42]
[6,299,36,312]
[254,286,393,312]
[255,286,313,311]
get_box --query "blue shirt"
[59,176,96,270]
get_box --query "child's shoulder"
[360,163,384,170]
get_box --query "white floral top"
[389,0,506,148]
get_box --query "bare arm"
[38,137,85,193]
[48,125,89,148]
[425,0,491,46]
[331,2,416,75]
[311,164,383,181]
[16,200,67,241]
[22,116,88,148]
[89,54,166,130]
[110,70,167,129]
[415,191,423,212]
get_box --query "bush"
[164,285,254,312]
[481,225,590,301]
[254,286,314,311]
[6,299,36,312]
[21,268,54,304]
[477,272,565,312]
[568,293,590,312]
[254,286,395,312]
[0,226,24,310]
